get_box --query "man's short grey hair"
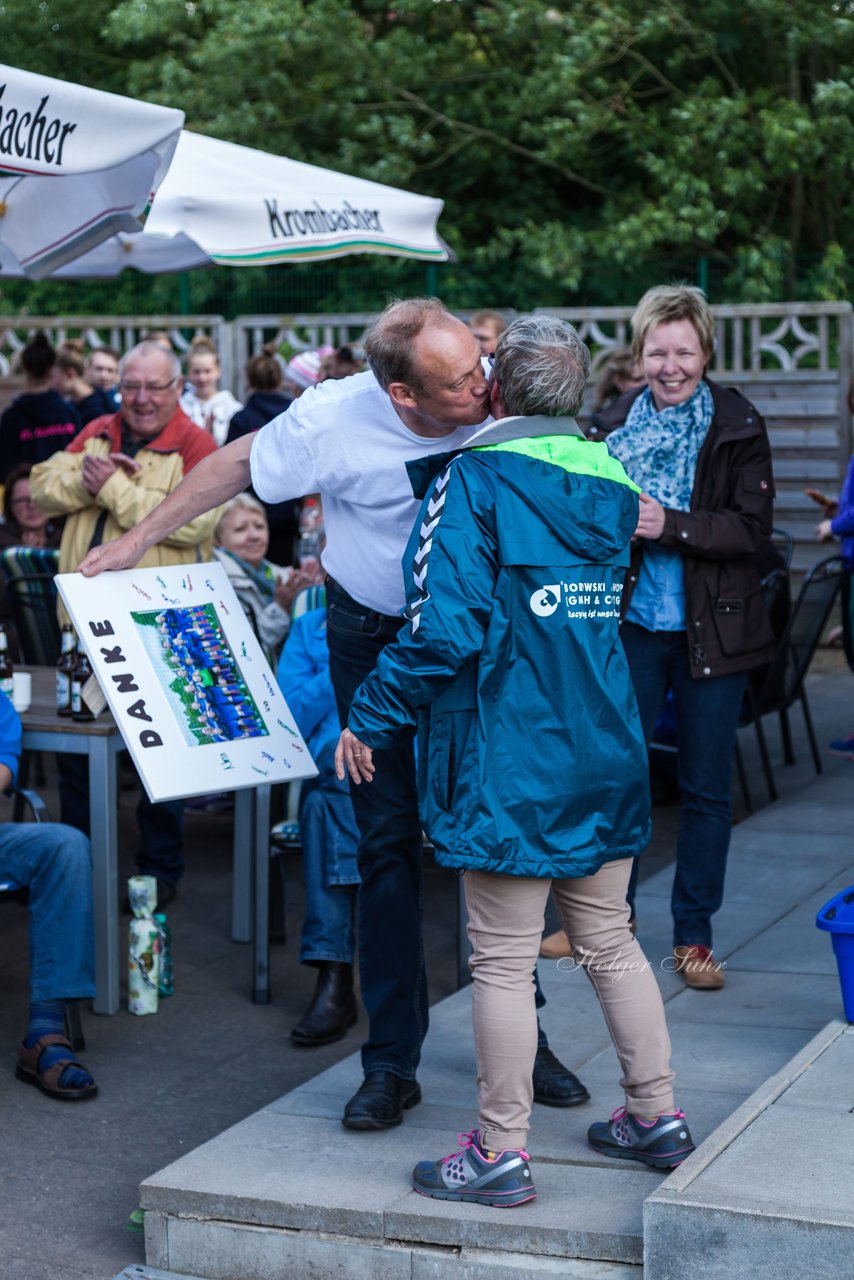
[493,316,590,417]
[364,297,455,392]
[119,340,182,382]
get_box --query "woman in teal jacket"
[336,316,694,1208]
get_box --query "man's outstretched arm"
[77,435,254,575]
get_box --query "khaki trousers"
[465,858,676,1152]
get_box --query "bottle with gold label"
[0,625,13,700]
[71,639,95,721]
[56,624,76,716]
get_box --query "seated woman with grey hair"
[214,494,317,664]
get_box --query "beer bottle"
[0,624,13,700]
[56,624,76,716]
[71,639,95,721]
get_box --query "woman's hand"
[635,492,666,540]
[274,568,314,613]
[816,518,835,543]
[335,728,374,784]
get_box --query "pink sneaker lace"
[610,1104,686,1144]
[440,1130,479,1164]
[441,1129,530,1164]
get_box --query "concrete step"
[645,1020,854,1280]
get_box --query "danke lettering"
[0,85,77,167]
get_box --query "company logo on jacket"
[530,584,561,617]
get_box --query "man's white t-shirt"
[250,370,485,616]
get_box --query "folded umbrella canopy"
[0,128,450,277]
[141,130,449,266]
[0,63,184,278]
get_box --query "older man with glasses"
[29,340,220,902]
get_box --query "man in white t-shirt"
[78,299,586,1128]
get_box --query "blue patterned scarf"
[217,547,276,603]
[605,381,714,510]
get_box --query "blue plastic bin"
[816,886,854,1022]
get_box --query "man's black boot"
[532,1044,590,1107]
[342,1071,422,1130]
[291,962,357,1047]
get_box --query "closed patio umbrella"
[0,63,184,278]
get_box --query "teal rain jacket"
[348,414,652,878]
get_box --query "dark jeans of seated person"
[57,754,184,893]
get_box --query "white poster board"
[56,563,318,803]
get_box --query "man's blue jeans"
[0,823,95,1002]
[298,742,360,966]
[326,577,428,1081]
[620,622,747,948]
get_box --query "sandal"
[15,1033,98,1101]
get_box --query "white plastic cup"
[12,671,31,713]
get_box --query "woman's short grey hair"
[493,316,590,417]
[631,284,715,363]
[214,492,268,543]
[119,339,182,382]
[364,297,454,392]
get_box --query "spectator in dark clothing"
[0,332,80,479]
[227,344,299,566]
[56,341,117,427]
[85,346,121,416]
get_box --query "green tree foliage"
[1,0,852,306]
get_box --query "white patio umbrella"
[0,64,184,278]
[0,128,450,277]
[142,130,449,266]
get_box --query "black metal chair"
[0,546,62,666]
[0,785,85,1051]
[771,526,794,570]
[737,555,845,805]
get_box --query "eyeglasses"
[10,496,38,507]
[118,377,178,396]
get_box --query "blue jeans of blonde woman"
[620,622,747,949]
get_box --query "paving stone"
[142,1110,417,1237]
[681,1102,854,1218]
[664,969,842,1030]
[411,1254,640,1280]
[164,1218,413,1280]
[385,1162,651,1263]
[731,877,854,976]
[774,1025,854,1109]
[644,1021,852,1280]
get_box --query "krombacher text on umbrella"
[265,198,384,239]
[0,85,78,167]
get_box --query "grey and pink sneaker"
[588,1105,695,1169]
[412,1128,536,1207]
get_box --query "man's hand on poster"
[81,452,140,496]
[78,530,144,576]
[335,727,375,784]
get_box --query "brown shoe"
[540,929,573,959]
[673,944,725,990]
